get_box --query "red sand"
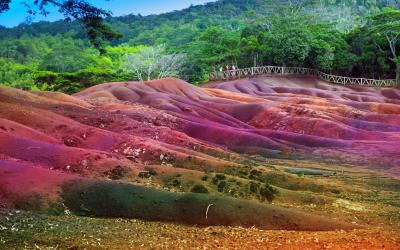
[1,76,400,206]
[75,76,400,174]
[1,76,399,177]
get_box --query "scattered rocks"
[120,144,146,161]
[80,159,88,168]
[160,152,174,165]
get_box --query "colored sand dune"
[76,76,400,174]
[1,75,400,231]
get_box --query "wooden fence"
[208,66,398,87]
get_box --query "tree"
[285,0,318,16]
[38,43,95,73]
[263,0,320,18]
[0,57,35,88]
[122,45,186,81]
[369,7,400,81]
[306,23,357,72]
[198,27,240,69]
[0,0,121,52]
[239,25,267,67]
[265,17,312,67]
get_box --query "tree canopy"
[369,7,400,80]
[0,0,121,52]
[0,0,399,92]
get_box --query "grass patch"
[368,177,400,192]
[14,194,45,211]
[258,171,326,193]
[284,168,334,176]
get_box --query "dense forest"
[0,0,399,93]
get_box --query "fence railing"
[208,66,399,87]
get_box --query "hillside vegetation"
[0,0,399,92]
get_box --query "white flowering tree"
[122,45,186,81]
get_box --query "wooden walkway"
[209,66,399,87]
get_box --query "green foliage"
[0,1,398,90]
[217,181,227,192]
[198,27,240,67]
[249,182,260,193]
[212,174,227,185]
[368,7,400,80]
[38,45,95,73]
[0,34,146,93]
[259,184,278,203]
[248,169,262,180]
[0,0,121,52]
[0,57,35,89]
[265,19,312,67]
[190,184,209,193]
[104,166,128,180]
[172,179,181,187]
[32,69,131,94]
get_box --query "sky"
[0,0,216,27]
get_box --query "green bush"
[217,181,227,192]
[201,175,208,181]
[249,182,260,194]
[171,179,181,187]
[212,174,226,185]
[190,184,209,193]
[32,69,132,94]
[259,184,278,203]
[261,172,287,184]
[32,71,58,84]
[249,169,262,180]
[104,166,128,180]
[330,189,341,194]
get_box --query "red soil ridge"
[76,76,400,174]
[0,76,399,229]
